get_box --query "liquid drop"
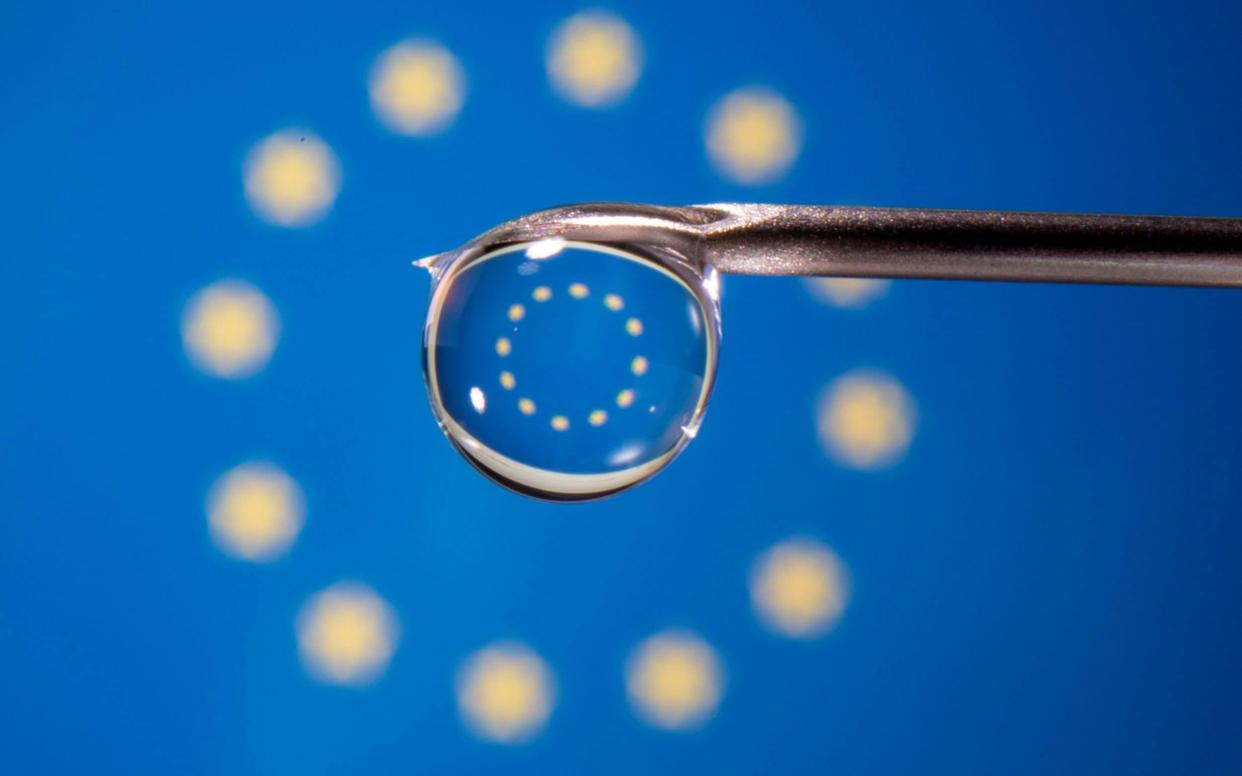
[423,240,718,500]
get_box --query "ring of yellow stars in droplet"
[626,630,725,731]
[705,87,803,185]
[183,279,280,379]
[297,582,399,687]
[750,537,851,639]
[816,369,917,470]
[244,129,341,227]
[481,280,648,430]
[457,642,557,744]
[207,461,303,561]
[546,10,643,108]
[369,39,465,136]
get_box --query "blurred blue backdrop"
[4,0,1242,772]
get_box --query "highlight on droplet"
[470,386,487,414]
[526,238,567,260]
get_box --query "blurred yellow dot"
[546,10,642,108]
[499,371,516,390]
[816,370,916,470]
[603,293,624,311]
[183,279,279,379]
[551,415,570,431]
[705,88,802,185]
[751,538,850,639]
[518,397,536,415]
[616,389,635,408]
[508,303,526,322]
[496,337,512,357]
[805,278,891,309]
[588,409,608,426]
[207,461,303,561]
[457,642,556,744]
[533,285,553,302]
[297,582,398,686]
[630,355,649,376]
[568,282,589,299]
[369,39,465,136]
[626,630,724,731]
[625,317,643,336]
[244,130,340,227]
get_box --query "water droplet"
[424,241,717,500]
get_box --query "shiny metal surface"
[697,203,1242,286]
[425,202,1242,287]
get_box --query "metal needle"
[697,203,1242,287]
[422,202,1242,288]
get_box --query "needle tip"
[412,253,444,271]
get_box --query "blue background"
[4,0,1242,773]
